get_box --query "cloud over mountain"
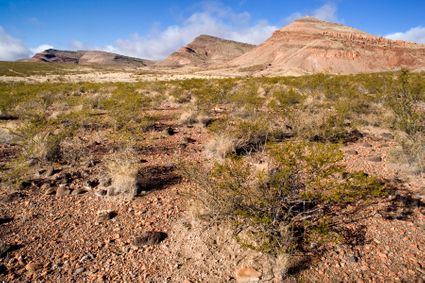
[386,26,425,44]
[106,4,277,60]
[0,26,53,60]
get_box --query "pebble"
[56,185,71,197]
[75,267,85,274]
[72,188,88,195]
[235,267,262,283]
[25,262,42,272]
[368,155,382,162]
[345,149,358,155]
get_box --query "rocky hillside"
[230,16,425,75]
[159,35,255,67]
[32,49,153,66]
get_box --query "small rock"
[97,210,117,222]
[362,142,373,148]
[95,189,107,197]
[166,127,177,135]
[235,267,262,283]
[56,185,71,196]
[348,256,359,263]
[345,150,358,155]
[25,262,42,272]
[72,188,88,195]
[75,267,85,274]
[44,187,56,196]
[183,137,196,144]
[368,155,382,162]
[132,231,167,248]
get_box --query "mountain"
[31,49,153,66]
[229,16,425,75]
[159,35,255,67]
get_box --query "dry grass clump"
[178,107,213,127]
[104,148,140,199]
[391,132,425,174]
[204,135,236,160]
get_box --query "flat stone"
[25,262,42,272]
[345,150,358,155]
[75,267,85,274]
[235,267,262,283]
[56,185,71,197]
[71,188,88,195]
[368,155,382,162]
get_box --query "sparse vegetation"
[0,69,423,259]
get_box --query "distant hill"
[229,16,425,75]
[159,35,255,67]
[31,49,153,66]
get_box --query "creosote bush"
[183,141,385,254]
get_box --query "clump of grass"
[103,148,140,199]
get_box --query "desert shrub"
[184,141,385,254]
[387,70,424,135]
[288,107,359,143]
[206,113,290,158]
[272,88,304,108]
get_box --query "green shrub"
[183,141,385,254]
[387,70,424,135]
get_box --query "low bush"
[183,141,385,254]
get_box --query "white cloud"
[312,3,337,22]
[70,40,89,50]
[107,5,277,60]
[285,3,338,23]
[0,26,54,60]
[0,26,31,60]
[30,44,54,55]
[385,26,425,44]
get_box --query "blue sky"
[1,0,425,60]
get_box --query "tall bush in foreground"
[183,141,385,254]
